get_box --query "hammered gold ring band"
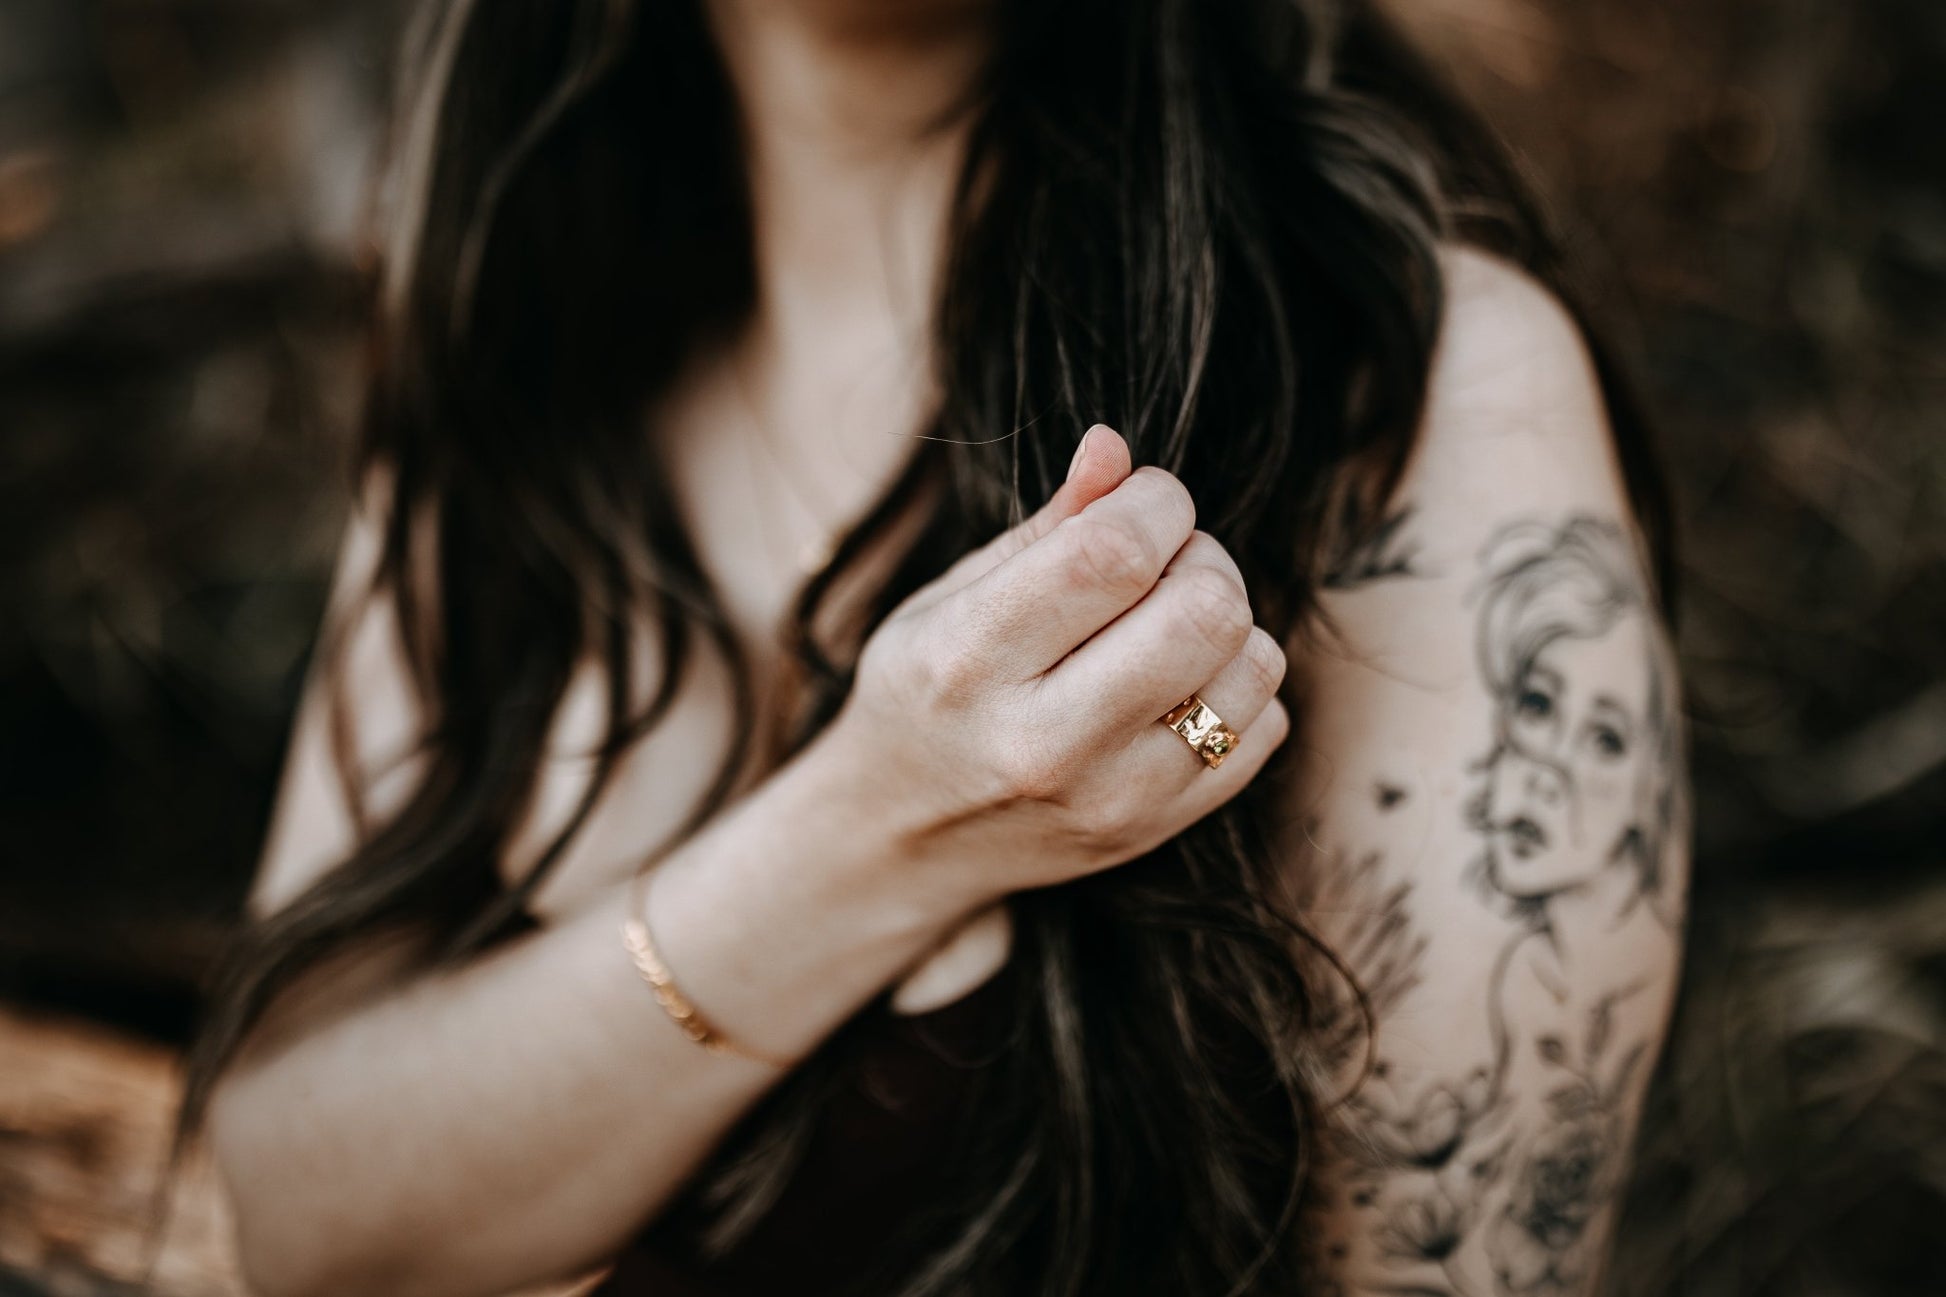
[1162,695,1239,770]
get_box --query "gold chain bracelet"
[620,873,791,1069]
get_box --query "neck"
[705,0,995,348]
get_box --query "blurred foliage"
[0,1,1940,1294]
[0,0,391,1034]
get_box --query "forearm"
[208,737,965,1297]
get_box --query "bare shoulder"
[250,467,429,919]
[1377,246,1633,570]
[1300,247,1655,681]
[1426,245,1606,438]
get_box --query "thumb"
[923,425,1133,601]
[1044,422,1134,523]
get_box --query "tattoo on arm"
[1304,513,1685,1297]
[1294,846,1429,1080]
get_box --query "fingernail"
[1066,426,1097,482]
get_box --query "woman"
[179,1,1688,1295]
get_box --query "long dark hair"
[178,0,1671,1292]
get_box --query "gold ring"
[1162,695,1238,770]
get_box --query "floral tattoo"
[1302,514,1685,1297]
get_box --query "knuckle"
[1249,700,1293,757]
[1066,515,1158,594]
[1172,566,1253,655]
[1074,814,1123,854]
[1183,529,1243,581]
[996,735,1071,802]
[1130,466,1197,535]
[1072,784,1141,849]
[907,620,988,705]
[1177,529,1221,562]
[1238,628,1287,695]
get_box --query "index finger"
[911,424,1134,613]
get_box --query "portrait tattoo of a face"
[1470,516,1675,919]
[1465,515,1682,1295]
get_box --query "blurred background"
[1,0,1940,1293]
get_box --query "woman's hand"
[823,425,1291,914]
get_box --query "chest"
[500,369,928,920]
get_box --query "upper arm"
[251,476,429,919]
[1286,248,1687,1294]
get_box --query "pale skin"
[1292,256,1687,1294]
[1486,613,1678,1093]
[206,3,1685,1295]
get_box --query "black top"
[592,966,1015,1296]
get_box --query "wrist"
[636,728,978,1061]
[790,706,1002,925]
